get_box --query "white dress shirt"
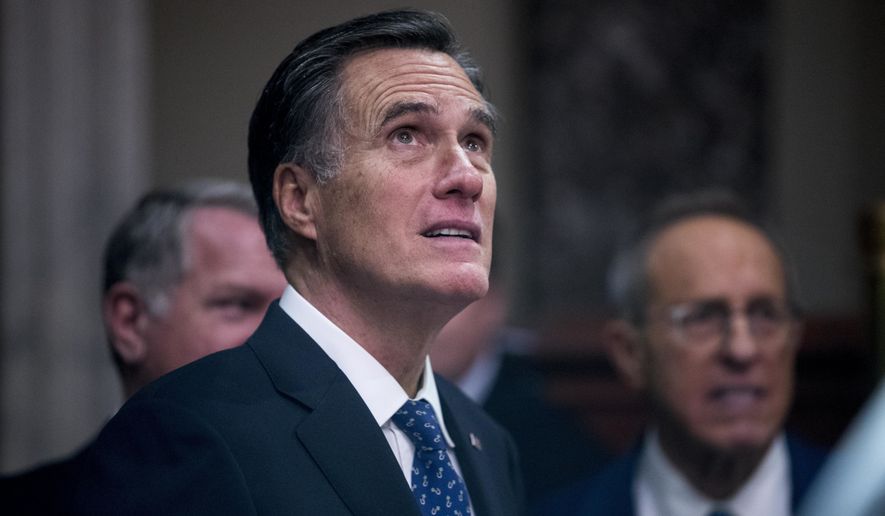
[277,285,465,484]
[635,430,791,516]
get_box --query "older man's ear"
[273,163,319,242]
[603,318,646,392]
[103,282,149,368]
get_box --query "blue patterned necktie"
[392,399,473,516]
[708,508,734,516]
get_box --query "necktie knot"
[392,399,447,452]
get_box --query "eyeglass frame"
[645,296,799,346]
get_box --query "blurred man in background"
[101,180,286,399]
[539,190,826,516]
[2,180,287,514]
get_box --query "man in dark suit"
[71,9,523,516]
[1,180,287,515]
[538,191,826,516]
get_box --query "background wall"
[1,0,883,473]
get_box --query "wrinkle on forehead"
[340,48,489,134]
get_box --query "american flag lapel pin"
[469,432,482,451]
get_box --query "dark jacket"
[65,302,524,515]
[536,434,826,516]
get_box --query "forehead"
[184,207,261,263]
[339,47,487,128]
[646,215,786,302]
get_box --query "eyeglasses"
[657,298,795,346]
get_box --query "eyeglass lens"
[669,297,791,343]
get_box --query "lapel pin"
[469,432,482,451]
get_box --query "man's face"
[309,48,496,310]
[141,207,286,380]
[637,216,799,456]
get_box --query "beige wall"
[1,0,149,473]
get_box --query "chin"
[704,425,776,455]
[440,263,489,294]
[435,281,488,311]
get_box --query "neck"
[290,266,466,398]
[657,428,770,500]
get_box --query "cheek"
[202,308,271,349]
[767,348,797,406]
[206,324,253,351]
[143,314,202,372]
[482,174,497,208]
[648,350,711,415]
[324,181,395,242]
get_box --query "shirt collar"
[638,429,790,516]
[278,285,456,448]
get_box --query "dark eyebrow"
[470,106,497,136]
[380,101,437,128]
[378,101,497,137]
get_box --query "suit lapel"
[248,303,421,516]
[440,383,511,516]
[296,375,421,516]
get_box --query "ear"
[603,318,646,391]
[103,282,149,367]
[273,163,319,241]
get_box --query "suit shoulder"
[2,447,89,515]
[786,432,829,505]
[135,344,261,402]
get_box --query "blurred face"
[637,216,799,456]
[311,48,496,310]
[141,207,286,381]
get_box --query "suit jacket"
[70,302,525,515]
[481,349,609,505]
[534,433,826,516]
[2,445,87,515]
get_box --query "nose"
[433,143,484,202]
[720,313,761,367]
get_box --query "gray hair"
[607,189,801,325]
[102,180,258,316]
[247,9,495,268]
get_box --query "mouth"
[422,223,480,242]
[709,386,766,409]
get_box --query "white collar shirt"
[277,285,465,484]
[635,430,791,516]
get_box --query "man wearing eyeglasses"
[538,190,826,516]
